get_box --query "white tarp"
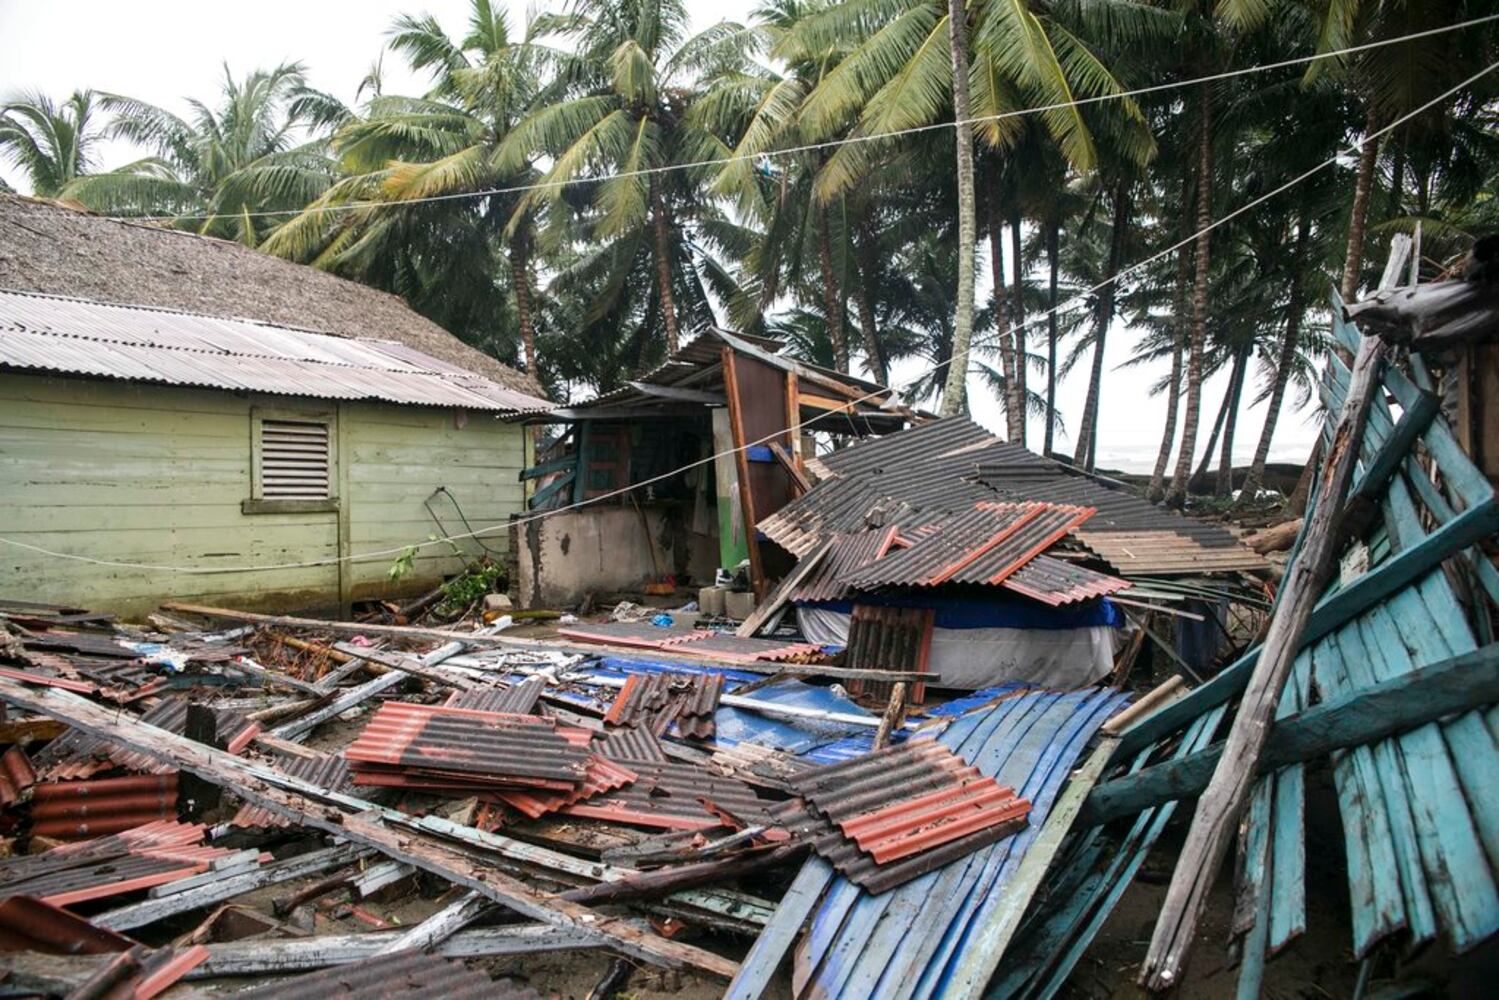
[798,605,1117,690]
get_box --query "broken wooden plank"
[191,924,601,978]
[0,679,737,980]
[1141,335,1388,991]
[371,889,490,956]
[270,640,465,742]
[735,539,831,638]
[96,844,370,931]
[330,642,483,692]
[1083,642,1499,826]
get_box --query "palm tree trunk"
[1191,381,1230,491]
[1043,213,1060,458]
[1339,105,1380,303]
[989,200,1020,437]
[1239,212,1310,504]
[940,0,977,417]
[855,219,890,384]
[509,233,538,376]
[1148,221,1192,503]
[1009,204,1028,446]
[818,203,849,372]
[1073,183,1129,470]
[1166,87,1213,508]
[651,184,680,353]
[1215,348,1247,496]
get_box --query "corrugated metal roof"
[662,633,823,663]
[564,756,772,831]
[34,697,256,781]
[231,948,524,999]
[845,604,934,703]
[791,526,901,603]
[345,702,591,789]
[602,672,723,739]
[765,417,1267,578]
[0,820,236,906]
[0,289,551,413]
[1003,554,1132,606]
[492,756,638,820]
[595,726,669,763]
[557,621,704,649]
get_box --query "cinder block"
[724,590,757,621]
[698,586,726,617]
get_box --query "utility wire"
[5,57,1493,577]
[101,13,1499,225]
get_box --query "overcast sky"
[0,0,1320,473]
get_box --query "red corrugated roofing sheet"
[0,894,134,954]
[230,948,529,999]
[492,756,638,820]
[0,745,35,806]
[30,773,178,840]
[0,821,236,906]
[791,526,901,603]
[231,754,351,829]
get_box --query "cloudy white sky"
[0,0,1321,473]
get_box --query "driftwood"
[1139,335,1388,991]
[1246,518,1303,554]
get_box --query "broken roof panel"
[765,416,1267,577]
[790,526,901,603]
[231,948,522,999]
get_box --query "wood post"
[1139,336,1387,990]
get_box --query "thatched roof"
[0,195,545,400]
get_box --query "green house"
[0,196,551,616]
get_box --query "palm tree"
[502,0,757,356]
[0,90,103,196]
[264,0,556,375]
[941,0,976,416]
[780,0,1150,434]
[63,64,335,245]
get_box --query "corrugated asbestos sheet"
[0,820,238,906]
[791,526,901,603]
[557,621,705,649]
[764,416,1265,577]
[0,893,135,953]
[444,676,546,715]
[663,634,823,663]
[493,756,638,820]
[0,289,551,413]
[232,948,533,999]
[1003,554,1130,607]
[566,747,773,831]
[30,773,178,840]
[771,739,1032,892]
[605,673,724,739]
[731,687,1128,999]
[231,753,352,829]
[0,746,35,806]
[345,702,592,790]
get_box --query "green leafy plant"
[434,560,508,618]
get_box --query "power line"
[102,13,1499,225]
[6,55,1495,577]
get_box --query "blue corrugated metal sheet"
[729,686,1126,999]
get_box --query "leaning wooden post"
[1139,335,1388,990]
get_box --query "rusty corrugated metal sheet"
[677,673,723,740]
[0,745,35,806]
[231,754,351,829]
[231,948,526,999]
[843,504,1052,588]
[72,942,210,1000]
[0,289,551,413]
[492,756,638,820]
[444,676,545,715]
[0,894,134,954]
[346,702,591,789]
[1004,554,1132,606]
[30,773,178,840]
[776,738,1031,892]
[947,503,1096,585]
[660,633,823,663]
[602,673,673,729]
[557,621,704,649]
[845,605,934,704]
[0,821,235,906]
[563,756,772,831]
[791,526,901,603]
[595,726,668,763]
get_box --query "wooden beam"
[734,538,830,638]
[1340,387,1440,542]
[1084,642,1499,826]
[191,924,601,978]
[722,346,768,600]
[769,442,812,494]
[626,381,727,405]
[372,889,490,956]
[0,679,736,981]
[1140,336,1388,991]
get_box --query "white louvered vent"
[260,419,331,499]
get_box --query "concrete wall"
[512,505,717,609]
[0,373,526,617]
